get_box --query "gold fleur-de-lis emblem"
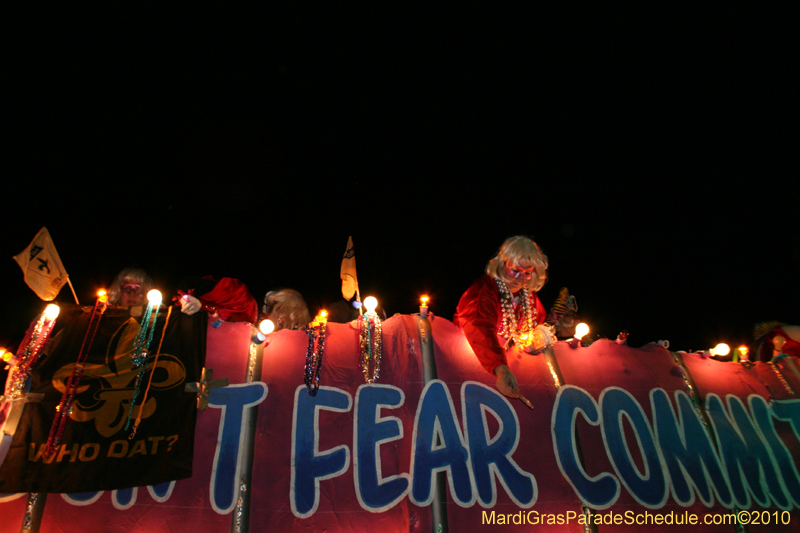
[52,317,186,437]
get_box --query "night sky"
[3,8,798,366]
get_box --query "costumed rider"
[107,267,154,307]
[109,268,258,325]
[454,235,555,399]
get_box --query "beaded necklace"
[130,302,160,367]
[44,296,107,458]
[359,312,382,383]
[124,301,162,432]
[128,306,173,438]
[304,316,327,396]
[6,307,59,399]
[495,278,537,349]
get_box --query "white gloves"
[179,294,202,315]
[524,324,556,353]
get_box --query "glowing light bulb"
[364,296,378,314]
[574,322,589,340]
[709,343,730,357]
[44,304,60,321]
[420,295,429,306]
[0,349,10,362]
[97,289,108,303]
[147,289,163,305]
[259,319,275,335]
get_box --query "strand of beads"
[124,290,162,431]
[6,304,60,399]
[668,351,710,431]
[44,292,108,458]
[359,316,382,383]
[130,298,161,368]
[769,361,795,395]
[304,311,328,395]
[494,279,535,348]
[129,305,174,437]
[359,298,382,383]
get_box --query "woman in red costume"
[454,236,554,399]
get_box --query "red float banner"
[1,314,799,532]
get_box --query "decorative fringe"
[304,317,327,395]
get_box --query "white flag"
[340,236,358,300]
[13,227,69,301]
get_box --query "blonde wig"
[263,289,311,331]
[485,236,548,292]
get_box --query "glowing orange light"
[518,332,531,347]
[574,322,590,340]
[738,345,749,358]
[0,349,11,363]
[311,310,329,325]
[420,295,430,306]
[97,289,108,303]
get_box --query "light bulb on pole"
[420,295,430,318]
[364,296,378,316]
[260,319,275,335]
[44,304,61,321]
[252,319,276,344]
[709,343,730,357]
[147,290,163,305]
[569,322,589,347]
[737,345,749,362]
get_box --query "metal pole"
[231,335,265,533]
[669,351,715,438]
[416,314,448,533]
[669,350,749,533]
[19,492,46,533]
[543,346,598,533]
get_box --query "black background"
[3,6,798,369]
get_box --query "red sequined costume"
[454,274,546,375]
[188,276,258,324]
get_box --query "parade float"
[2,231,799,532]
[2,300,800,532]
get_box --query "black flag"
[0,304,206,493]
